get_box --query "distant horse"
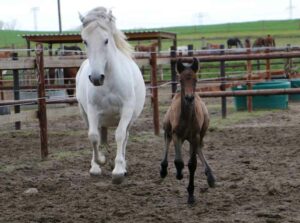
[245,38,251,48]
[227,37,243,48]
[55,45,83,97]
[0,51,11,58]
[264,34,275,47]
[77,7,146,183]
[206,43,222,49]
[56,45,82,56]
[253,35,275,47]
[252,37,266,47]
[134,41,158,52]
[160,58,215,204]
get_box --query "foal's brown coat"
[160,58,215,204]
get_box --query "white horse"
[76,7,146,184]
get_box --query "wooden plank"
[44,57,84,68]
[0,58,35,70]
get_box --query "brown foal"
[160,58,215,204]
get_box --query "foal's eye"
[104,39,109,45]
[83,40,88,46]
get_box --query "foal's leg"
[197,141,215,188]
[173,135,184,180]
[187,144,197,204]
[160,131,171,178]
[112,107,133,184]
[87,109,102,176]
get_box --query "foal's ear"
[191,58,199,73]
[176,59,185,74]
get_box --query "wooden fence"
[1,44,300,158]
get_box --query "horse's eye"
[83,40,88,46]
[105,39,109,45]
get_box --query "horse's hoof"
[176,173,183,180]
[99,155,106,165]
[205,168,216,188]
[112,173,126,184]
[207,174,215,188]
[89,166,102,176]
[187,195,196,205]
[160,168,168,178]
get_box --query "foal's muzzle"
[184,95,195,103]
[89,74,105,86]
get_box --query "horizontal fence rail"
[1,45,300,159]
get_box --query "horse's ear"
[191,58,199,73]
[79,12,84,23]
[176,59,185,74]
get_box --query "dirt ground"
[0,89,300,223]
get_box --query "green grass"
[209,109,275,130]
[1,19,300,48]
[1,19,299,81]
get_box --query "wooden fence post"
[150,46,160,136]
[0,69,4,100]
[12,52,21,130]
[246,48,253,112]
[220,45,227,118]
[265,48,271,79]
[36,43,48,159]
[188,44,193,56]
[170,45,177,97]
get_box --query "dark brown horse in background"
[134,41,159,52]
[227,37,243,48]
[160,58,215,204]
[0,51,11,59]
[253,34,275,47]
[54,45,83,97]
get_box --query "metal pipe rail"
[1,88,300,107]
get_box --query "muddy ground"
[0,90,300,223]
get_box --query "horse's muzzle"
[184,95,195,103]
[89,74,105,86]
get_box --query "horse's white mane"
[80,7,133,58]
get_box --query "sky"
[0,0,299,31]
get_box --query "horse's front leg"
[112,107,133,184]
[173,135,184,180]
[87,110,104,176]
[98,126,108,164]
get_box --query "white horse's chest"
[89,89,123,125]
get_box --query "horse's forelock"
[81,7,115,28]
[81,7,133,58]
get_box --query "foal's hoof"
[187,195,196,205]
[176,173,183,180]
[160,168,168,178]
[112,173,126,184]
[206,171,216,188]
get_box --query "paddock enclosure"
[1,32,300,222]
[0,87,300,222]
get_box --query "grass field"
[1,19,300,81]
[0,19,300,49]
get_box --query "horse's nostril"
[185,95,194,103]
[100,74,105,82]
[89,74,104,86]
